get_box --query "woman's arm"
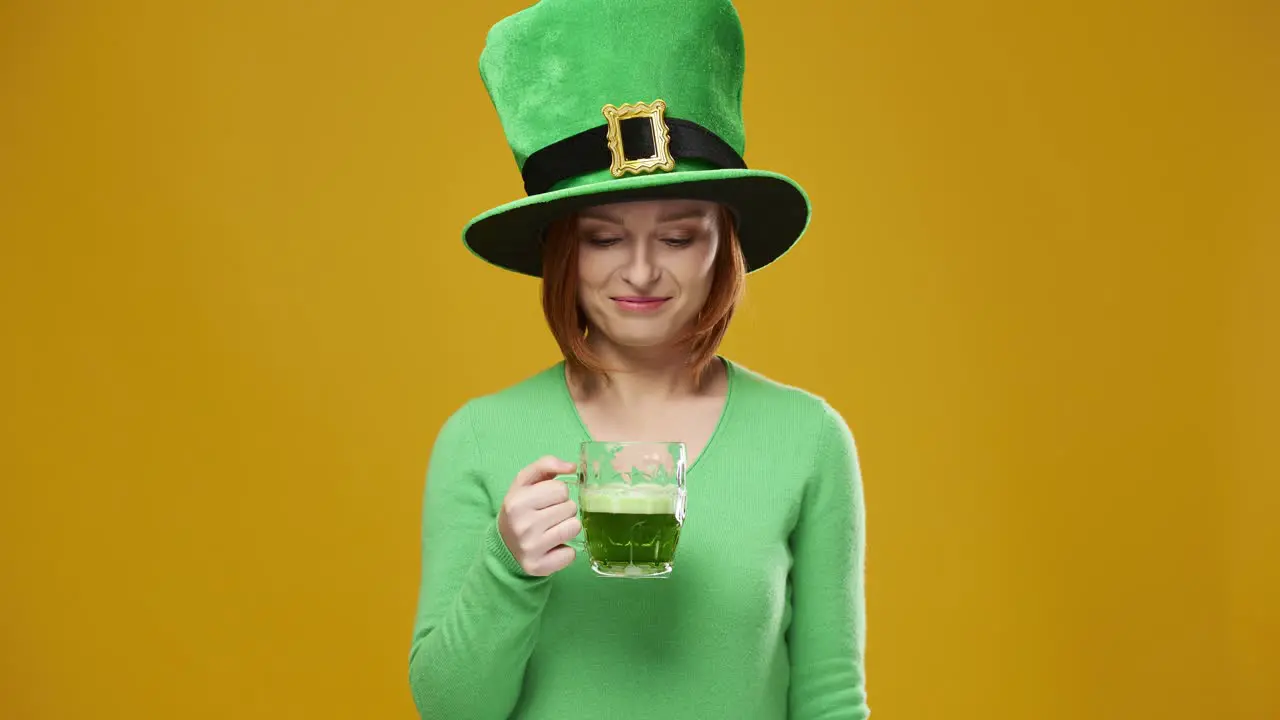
[407,403,551,719]
[787,401,871,719]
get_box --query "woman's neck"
[567,337,722,407]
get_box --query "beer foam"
[580,482,681,515]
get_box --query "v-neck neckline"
[555,356,738,475]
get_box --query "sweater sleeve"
[787,401,871,719]
[407,402,552,719]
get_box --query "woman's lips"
[612,297,669,313]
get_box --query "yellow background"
[2,1,1276,718]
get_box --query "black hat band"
[521,103,747,197]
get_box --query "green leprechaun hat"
[463,0,811,277]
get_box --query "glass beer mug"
[560,441,687,578]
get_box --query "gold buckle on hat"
[602,100,676,178]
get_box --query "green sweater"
[408,359,869,719]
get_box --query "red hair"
[540,204,745,387]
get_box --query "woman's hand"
[497,456,581,576]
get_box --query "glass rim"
[579,440,686,447]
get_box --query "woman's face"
[575,199,722,351]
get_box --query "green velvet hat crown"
[464,0,811,277]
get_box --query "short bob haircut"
[540,204,745,387]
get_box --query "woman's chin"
[593,327,684,352]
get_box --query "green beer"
[579,482,685,578]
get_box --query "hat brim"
[461,168,810,277]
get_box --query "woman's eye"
[662,236,693,247]
[587,236,622,247]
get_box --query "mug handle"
[553,473,585,551]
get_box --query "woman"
[408,1,869,718]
